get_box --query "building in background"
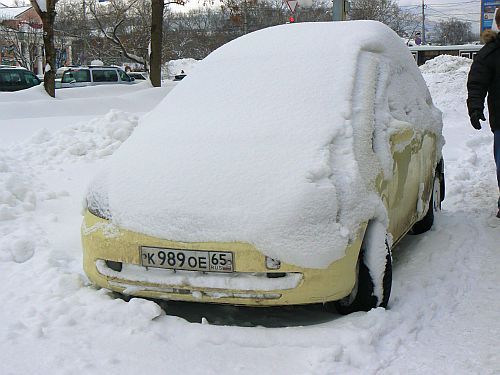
[0,4,72,74]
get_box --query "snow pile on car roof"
[89,21,442,268]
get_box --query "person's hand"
[470,111,485,130]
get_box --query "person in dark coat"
[467,14,500,218]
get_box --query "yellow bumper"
[81,210,365,306]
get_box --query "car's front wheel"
[327,236,392,315]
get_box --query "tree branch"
[29,0,43,14]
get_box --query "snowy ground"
[0,55,499,375]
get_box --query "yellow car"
[82,21,444,314]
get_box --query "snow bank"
[421,54,498,219]
[164,58,199,79]
[420,55,472,115]
[0,109,141,263]
[419,54,472,74]
[0,81,175,120]
[12,110,139,165]
[89,21,442,269]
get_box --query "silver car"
[60,66,134,88]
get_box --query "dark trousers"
[495,130,500,207]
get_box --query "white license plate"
[140,246,234,273]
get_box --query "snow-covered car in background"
[0,66,41,92]
[81,21,444,314]
[60,66,134,88]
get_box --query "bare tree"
[349,0,418,37]
[150,0,164,86]
[87,0,150,68]
[295,0,331,23]
[433,18,474,45]
[151,0,189,86]
[0,21,43,70]
[164,7,235,60]
[55,0,90,65]
[30,0,57,97]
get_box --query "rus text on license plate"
[140,247,234,273]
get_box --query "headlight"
[85,190,111,220]
[84,170,112,220]
[87,201,111,220]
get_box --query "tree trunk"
[30,0,57,97]
[41,10,56,97]
[150,0,164,87]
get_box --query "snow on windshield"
[88,21,442,269]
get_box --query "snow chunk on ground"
[0,166,37,220]
[8,238,36,263]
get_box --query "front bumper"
[81,210,365,306]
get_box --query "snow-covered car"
[81,21,444,314]
[0,66,41,92]
[60,66,134,88]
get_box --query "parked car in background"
[127,71,149,81]
[55,66,72,88]
[60,66,134,88]
[0,66,41,92]
[82,21,444,315]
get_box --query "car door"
[386,126,426,239]
[61,69,91,88]
[382,76,437,240]
[351,51,432,242]
[21,71,41,89]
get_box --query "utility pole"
[243,0,248,34]
[333,0,348,21]
[422,0,426,44]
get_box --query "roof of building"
[0,5,32,20]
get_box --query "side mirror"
[130,77,135,82]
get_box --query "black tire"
[411,172,441,235]
[438,159,445,202]
[329,240,392,315]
